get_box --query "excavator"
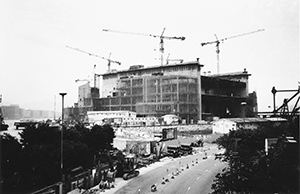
[104,150,140,180]
[117,154,140,180]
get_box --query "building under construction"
[91,60,257,124]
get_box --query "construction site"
[65,29,266,124]
[63,28,300,173]
[99,61,254,123]
[38,28,300,194]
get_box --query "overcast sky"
[0,0,299,113]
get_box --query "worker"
[107,167,115,188]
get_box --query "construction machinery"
[75,79,90,84]
[103,28,185,66]
[106,151,140,180]
[180,143,193,156]
[167,145,181,158]
[166,53,183,65]
[119,154,140,180]
[271,85,300,120]
[201,29,265,74]
[66,46,121,73]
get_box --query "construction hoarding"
[126,140,152,156]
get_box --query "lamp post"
[59,92,67,193]
[241,102,246,129]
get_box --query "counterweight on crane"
[103,28,185,66]
[201,29,265,74]
[66,46,121,73]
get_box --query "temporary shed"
[212,117,270,134]
[161,114,179,125]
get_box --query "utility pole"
[54,95,56,120]
[59,92,67,194]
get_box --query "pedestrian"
[99,180,105,192]
[104,180,108,189]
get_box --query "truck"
[180,143,193,156]
[167,145,181,158]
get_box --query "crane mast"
[201,29,265,74]
[103,28,185,66]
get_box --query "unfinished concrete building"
[97,61,255,124]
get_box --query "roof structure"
[101,61,204,76]
[215,117,269,124]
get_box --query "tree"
[84,124,116,155]
[212,119,299,193]
[1,133,22,193]
[19,123,60,146]
[1,122,116,193]
[11,123,92,192]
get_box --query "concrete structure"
[86,110,159,126]
[68,61,255,124]
[87,110,136,124]
[78,82,100,108]
[100,61,203,123]
[97,61,254,124]
[65,83,101,122]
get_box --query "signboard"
[162,127,178,140]
[126,140,151,156]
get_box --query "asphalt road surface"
[114,144,226,194]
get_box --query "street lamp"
[59,92,67,192]
[241,102,246,129]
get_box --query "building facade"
[78,83,99,108]
[100,61,202,123]
[95,61,255,124]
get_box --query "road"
[114,144,226,194]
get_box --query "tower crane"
[75,79,90,83]
[103,28,185,66]
[66,46,121,73]
[166,53,183,65]
[201,29,265,74]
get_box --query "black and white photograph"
[0,0,299,193]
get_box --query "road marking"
[188,187,191,190]
[197,177,200,180]
[205,169,208,172]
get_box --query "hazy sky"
[0,0,299,112]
